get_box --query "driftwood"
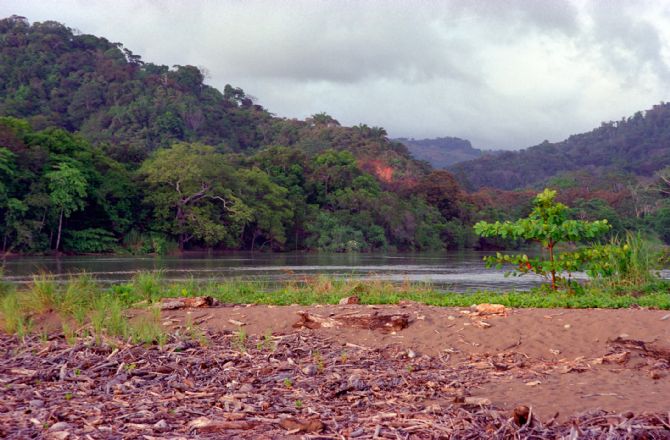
[278,417,324,433]
[157,296,218,310]
[472,303,508,316]
[609,336,670,361]
[189,416,257,432]
[293,310,410,333]
[338,295,360,305]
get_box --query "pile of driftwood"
[1,329,669,439]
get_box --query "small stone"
[650,370,663,380]
[564,324,571,329]
[464,396,491,405]
[29,399,45,408]
[348,373,368,390]
[302,365,318,376]
[447,315,456,320]
[153,420,169,432]
[48,422,71,432]
[549,349,561,355]
[239,383,254,392]
[407,349,417,359]
[525,380,541,386]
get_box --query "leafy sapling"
[474,189,610,290]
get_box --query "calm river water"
[0,251,558,292]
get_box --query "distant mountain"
[450,103,670,190]
[396,137,483,168]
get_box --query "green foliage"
[123,230,178,255]
[63,228,117,253]
[305,212,366,252]
[132,271,163,304]
[46,163,87,216]
[474,189,611,289]
[581,233,661,287]
[25,274,58,313]
[1,292,28,333]
[140,143,243,249]
[650,204,670,244]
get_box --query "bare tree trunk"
[548,241,556,290]
[176,205,185,251]
[55,208,64,252]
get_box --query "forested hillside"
[396,137,483,168]
[2,16,669,255]
[451,103,670,190]
[0,16,422,179]
[0,16,474,254]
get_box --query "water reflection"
[0,251,555,292]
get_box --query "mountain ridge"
[449,103,670,190]
[395,136,484,168]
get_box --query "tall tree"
[45,163,87,251]
[140,143,245,249]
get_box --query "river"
[0,251,561,292]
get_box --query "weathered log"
[157,296,218,310]
[609,337,670,361]
[293,311,410,333]
[279,417,324,433]
[189,416,256,432]
[471,303,508,316]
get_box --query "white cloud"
[2,0,670,149]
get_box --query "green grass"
[129,308,167,346]
[24,274,58,314]
[132,270,163,304]
[590,232,664,288]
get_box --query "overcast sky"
[2,0,670,149]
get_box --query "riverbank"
[2,303,670,438]
[3,275,670,338]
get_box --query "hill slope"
[450,103,670,190]
[0,16,479,254]
[0,15,426,185]
[395,137,483,168]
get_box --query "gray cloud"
[1,0,670,149]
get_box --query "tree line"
[0,116,482,253]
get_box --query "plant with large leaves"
[474,189,611,290]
